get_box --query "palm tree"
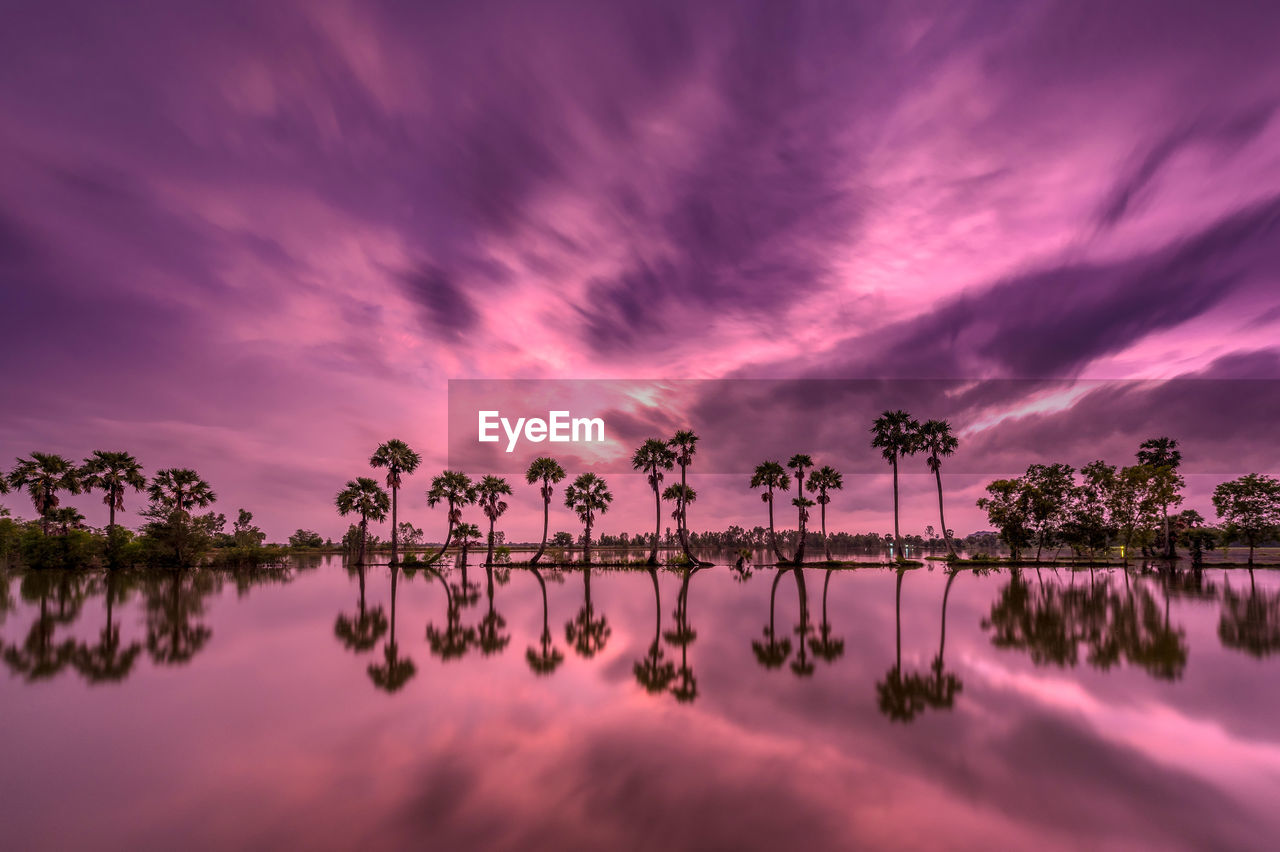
[148,468,216,516]
[786,455,814,562]
[871,410,920,562]
[477,475,512,565]
[425,565,475,662]
[662,484,697,561]
[750,461,791,563]
[80,451,146,536]
[668,430,709,565]
[425,471,476,563]
[806,466,843,561]
[370,439,421,565]
[525,568,564,675]
[564,472,612,564]
[8,452,82,535]
[454,522,482,568]
[634,567,676,693]
[1137,437,1182,559]
[525,457,566,565]
[917,420,959,557]
[632,439,676,565]
[927,568,964,709]
[335,477,390,566]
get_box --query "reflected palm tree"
[450,523,483,609]
[876,569,932,722]
[426,564,475,662]
[665,567,704,701]
[789,568,814,678]
[808,569,844,664]
[73,570,142,683]
[924,569,964,710]
[144,570,216,666]
[2,572,78,681]
[525,568,564,675]
[369,566,416,692]
[565,567,610,658]
[477,566,511,656]
[1218,569,1280,658]
[752,568,792,669]
[334,563,388,653]
[634,568,675,693]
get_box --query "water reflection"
[5,559,1280,847]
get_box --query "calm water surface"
[2,558,1279,850]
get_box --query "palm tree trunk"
[935,467,955,556]
[531,490,550,564]
[584,514,593,564]
[892,458,903,562]
[429,510,454,563]
[677,463,700,564]
[894,569,904,670]
[390,485,399,565]
[1163,505,1172,559]
[485,515,496,566]
[767,493,785,563]
[358,517,368,565]
[108,490,117,536]
[939,569,957,663]
[821,499,831,561]
[649,481,661,565]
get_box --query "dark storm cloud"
[399,266,480,342]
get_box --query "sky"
[2,0,1279,541]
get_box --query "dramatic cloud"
[2,0,1279,537]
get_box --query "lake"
[2,559,1278,850]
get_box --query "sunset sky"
[2,0,1279,540]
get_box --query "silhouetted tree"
[1137,437,1184,558]
[918,420,959,557]
[525,457,566,565]
[1213,474,1280,565]
[80,450,146,537]
[477,475,512,566]
[871,411,919,561]
[564,472,612,564]
[750,461,791,564]
[370,439,421,566]
[8,452,82,535]
[633,439,676,565]
[335,477,390,566]
[806,466,843,561]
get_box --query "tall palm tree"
[370,439,421,566]
[750,461,791,563]
[525,568,564,675]
[917,420,959,557]
[8,452,82,535]
[477,475,512,565]
[148,468,216,516]
[1137,436,1182,559]
[335,477,390,566]
[564,472,612,564]
[80,451,146,536]
[662,484,697,562]
[667,430,709,565]
[806,466,843,561]
[871,410,920,562]
[786,455,814,562]
[525,457,566,565]
[425,471,476,563]
[632,439,676,565]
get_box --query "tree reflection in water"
[368,566,416,692]
[982,567,1187,680]
[634,567,675,694]
[565,567,610,659]
[525,567,564,676]
[334,562,388,654]
[1219,569,1280,658]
